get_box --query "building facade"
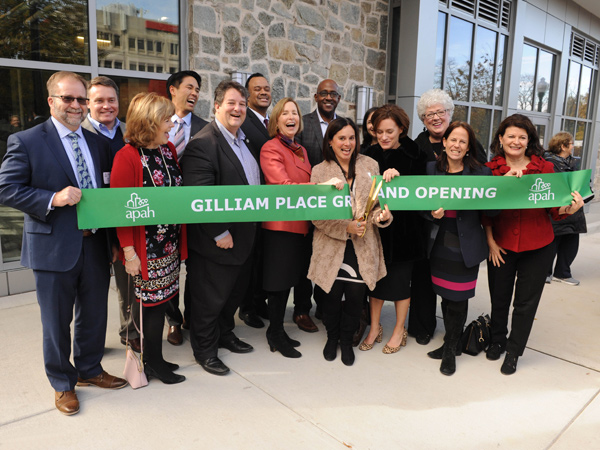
[0,0,599,295]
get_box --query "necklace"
[140,146,172,187]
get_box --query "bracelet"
[125,253,138,262]
[123,246,135,252]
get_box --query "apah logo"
[528,178,554,204]
[125,193,155,222]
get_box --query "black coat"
[415,129,488,164]
[543,152,587,235]
[425,162,494,268]
[364,137,428,263]
[240,109,271,155]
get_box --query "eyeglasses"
[51,95,89,104]
[317,91,341,100]
[424,109,448,120]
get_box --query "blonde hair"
[267,98,304,138]
[124,92,175,148]
[46,71,88,96]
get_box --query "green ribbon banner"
[76,170,592,229]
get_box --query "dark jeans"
[548,234,580,279]
[487,244,554,356]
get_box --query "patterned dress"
[134,145,183,305]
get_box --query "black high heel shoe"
[283,330,301,348]
[144,363,185,384]
[268,333,301,358]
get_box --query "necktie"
[263,118,269,128]
[174,118,185,156]
[67,132,93,189]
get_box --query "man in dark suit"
[238,73,272,329]
[293,78,342,332]
[181,80,260,376]
[165,70,209,345]
[0,71,126,416]
[81,76,140,354]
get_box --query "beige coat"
[308,154,391,293]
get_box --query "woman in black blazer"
[425,122,495,376]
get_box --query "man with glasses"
[81,76,141,354]
[0,71,126,416]
[293,79,343,333]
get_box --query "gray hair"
[417,89,455,122]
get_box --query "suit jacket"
[180,121,259,265]
[425,161,493,268]
[0,118,113,272]
[296,110,326,168]
[241,109,271,155]
[190,113,209,139]
[308,154,391,292]
[260,136,312,235]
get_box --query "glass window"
[108,76,168,122]
[518,44,555,113]
[97,0,180,73]
[470,107,492,149]
[114,35,121,47]
[578,66,592,119]
[565,61,581,117]
[535,50,554,113]
[446,17,473,102]
[0,0,89,65]
[495,35,506,106]
[518,44,537,111]
[453,105,468,122]
[130,63,137,71]
[114,61,123,69]
[574,122,587,158]
[434,12,447,90]
[472,27,497,104]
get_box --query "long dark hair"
[322,118,360,180]
[436,121,482,173]
[361,106,378,147]
[490,114,544,157]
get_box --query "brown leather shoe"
[77,370,128,389]
[120,336,142,353]
[55,390,79,415]
[167,325,183,345]
[293,314,319,333]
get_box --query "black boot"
[268,331,301,358]
[322,310,341,362]
[323,340,338,361]
[340,312,359,366]
[440,342,456,376]
[427,340,462,359]
[267,291,302,358]
[439,299,467,375]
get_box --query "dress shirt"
[316,109,337,138]
[249,108,269,128]
[87,114,121,140]
[215,119,261,186]
[51,117,97,189]
[169,112,193,146]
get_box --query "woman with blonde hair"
[111,92,187,384]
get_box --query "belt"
[82,230,94,237]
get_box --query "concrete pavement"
[1,203,599,449]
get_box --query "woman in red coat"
[484,114,583,375]
[111,92,187,384]
[260,97,341,358]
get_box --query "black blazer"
[241,109,271,155]
[180,121,259,265]
[425,161,493,268]
[296,110,325,168]
[190,113,209,139]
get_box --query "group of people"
[0,68,587,416]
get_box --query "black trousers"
[487,244,554,356]
[316,281,365,345]
[548,234,580,279]
[143,301,169,365]
[408,258,437,336]
[188,250,253,361]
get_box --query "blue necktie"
[67,132,93,189]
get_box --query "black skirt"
[369,260,413,301]
[262,229,312,292]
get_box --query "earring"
[500,143,503,150]
[466,151,470,156]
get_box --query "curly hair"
[547,131,573,155]
[417,89,455,122]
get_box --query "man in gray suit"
[293,78,342,331]
[82,76,140,353]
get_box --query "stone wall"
[187,0,389,120]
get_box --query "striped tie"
[67,132,93,189]
[174,118,185,157]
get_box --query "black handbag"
[461,314,491,356]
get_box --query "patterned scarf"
[277,133,305,162]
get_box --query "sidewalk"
[1,204,599,449]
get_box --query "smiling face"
[276,101,300,139]
[48,76,88,131]
[88,84,119,129]
[330,125,356,165]
[366,111,376,138]
[315,79,340,119]
[149,117,175,148]
[376,118,402,150]
[423,102,451,141]
[215,87,247,135]
[170,76,200,117]
[499,126,529,159]
[247,76,271,114]
[443,126,469,164]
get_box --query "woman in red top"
[260,98,341,358]
[484,114,583,375]
[111,92,187,384]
